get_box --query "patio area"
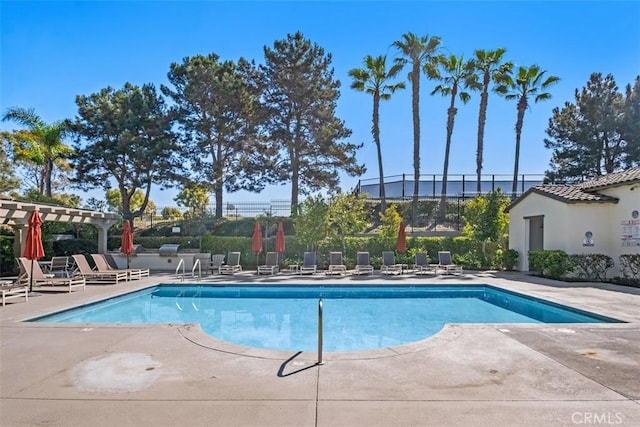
[1,271,639,426]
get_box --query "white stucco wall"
[508,183,640,277]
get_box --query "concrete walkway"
[1,271,639,426]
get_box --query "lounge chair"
[17,257,85,292]
[257,252,279,275]
[91,253,148,280]
[220,252,242,274]
[414,252,434,275]
[437,251,463,275]
[355,252,374,275]
[71,254,127,285]
[210,254,225,275]
[300,252,317,275]
[192,253,213,275]
[326,251,346,275]
[102,253,151,280]
[49,256,70,277]
[381,251,403,275]
[1,279,28,306]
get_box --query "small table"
[288,265,299,274]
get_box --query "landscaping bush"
[494,248,519,271]
[570,254,614,282]
[528,250,574,279]
[619,254,640,279]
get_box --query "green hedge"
[529,250,574,280]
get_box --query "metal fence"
[357,173,545,199]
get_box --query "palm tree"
[393,32,442,227]
[499,65,560,196]
[431,55,478,222]
[2,107,72,197]
[472,48,513,194]
[349,55,405,213]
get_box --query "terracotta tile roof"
[528,185,618,203]
[577,166,640,191]
[506,167,640,210]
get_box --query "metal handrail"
[318,298,324,365]
[175,258,185,282]
[191,259,202,282]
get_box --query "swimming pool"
[33,285,621,352]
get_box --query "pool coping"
[2,271,639,426]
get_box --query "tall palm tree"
[472,48,513,194]
[2,107,72,197]
[431,55,478,222]
[349,55,405,213]
[499,65,560,196]
[393,32,442,227]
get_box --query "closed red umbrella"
[252,222,263,271]
[23,209,45,293]
[396,221,407,254]
[120,220,134,268]
[275,221,285,254]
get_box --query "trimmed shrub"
[619,254,640,280]
[528,250,574,279]
[570,254,614,282]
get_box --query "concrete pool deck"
[1,270,639,426]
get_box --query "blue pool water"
[33,285,621,352]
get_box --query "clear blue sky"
[2,1,639,207]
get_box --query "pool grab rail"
[175,258,202,282]
[318,299,323,364]
[176,258,185,281]
[191,259,202,282]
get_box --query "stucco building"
[508,167,640,278]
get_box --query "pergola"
[0,199,120,257]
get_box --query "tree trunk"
[373,91,386,213]
[214,141,224,218]
[512,98,527,196]
[439,89,458,223]
[411,64,421,229]
[476,72,490,194]
[291,148,299,216]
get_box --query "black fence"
[357,173,545,199]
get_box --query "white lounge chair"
[355,252,374,275]
[49,256,70,277]
[220,252,242,274]
[210,254,225,275]
[1,279,28,306]
[258,252,279,275]
[437,251,463,275]
[414,252,434,275]
[326,252,346,275]
[91,253,148,280]
[18,257,85,292]
[300,252,317,275]
[71,254,127,285]
[381,251,403,275]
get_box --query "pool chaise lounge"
[257,252,279,275]
[299,252,317,275]
[17,257,85,293]
[71,254,127,285]
[1,280,28,306]
[220,252,242,275]
[326,252,347,275]
[91,254,149,280]
[413,252,435,275]
[436,251,463,275]
[354,252,374,275]
[381,251,403,275]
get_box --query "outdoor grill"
[117,244,143,253]
[158,243,180,256]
